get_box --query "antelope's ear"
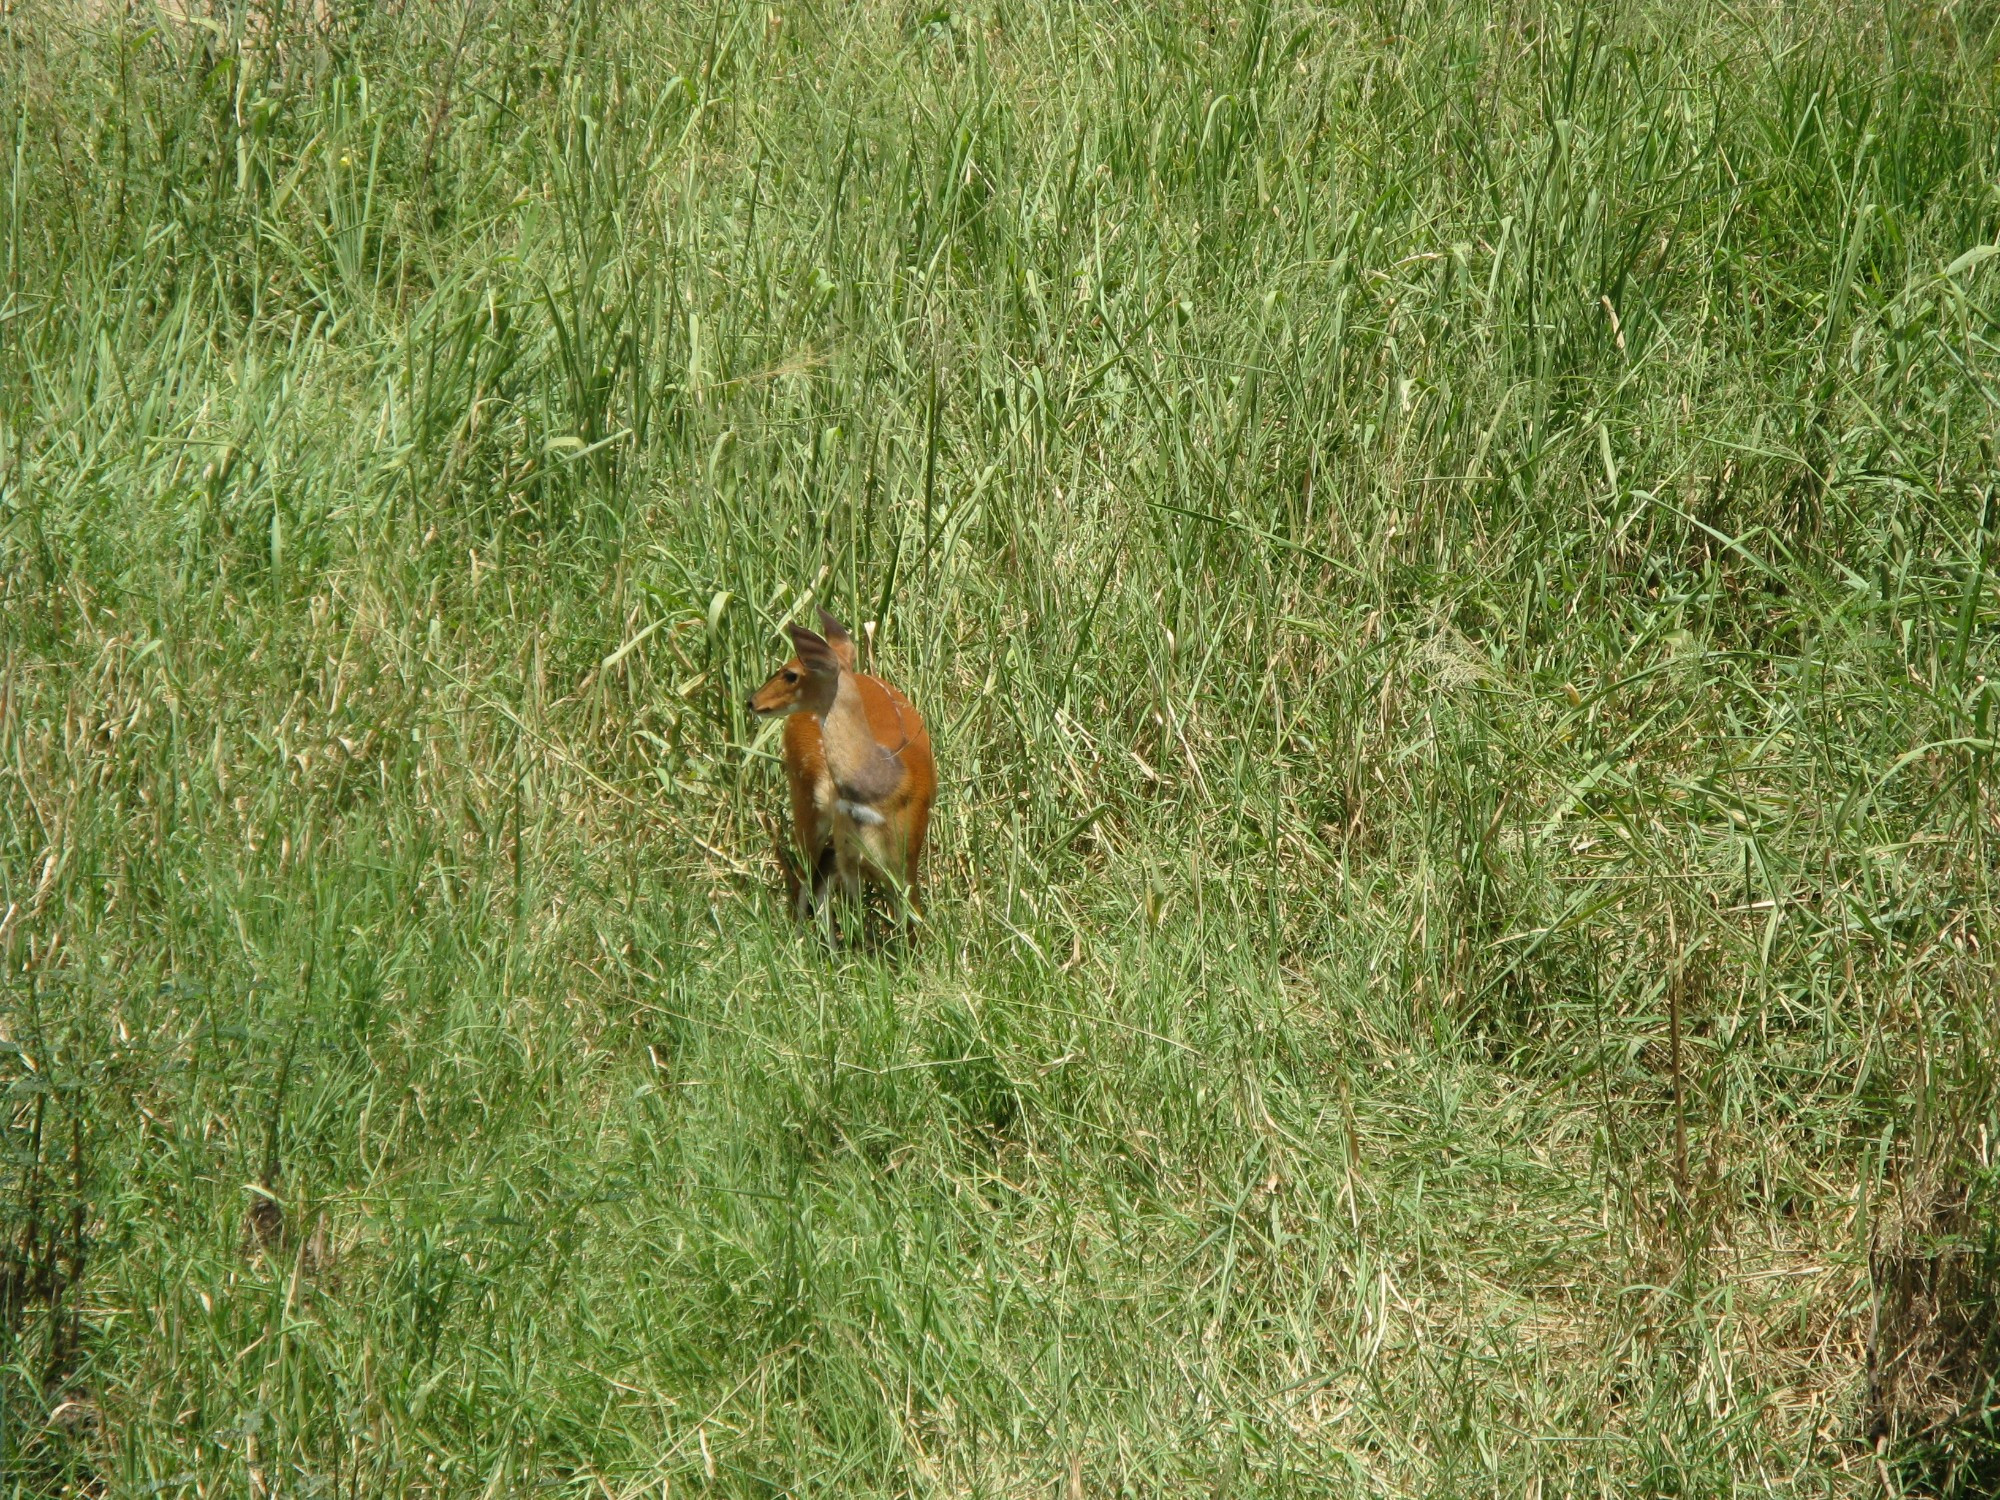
[817,608,858,670]
[787,623,842,675]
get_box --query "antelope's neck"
[819,675,902,805]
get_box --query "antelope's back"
[854,674,934,794]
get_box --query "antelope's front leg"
[799,841,835,921]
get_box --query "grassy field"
[3,0,2000,1493]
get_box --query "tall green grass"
[3,0,1999,1492]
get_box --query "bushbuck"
[747,609,934,930]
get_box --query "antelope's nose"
[744,693,757,713]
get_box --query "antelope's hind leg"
[868,829,921,947]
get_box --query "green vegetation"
[4,0,1999,1492]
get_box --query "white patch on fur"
[836,798,886,827]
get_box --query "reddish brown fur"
[748,619,935,921]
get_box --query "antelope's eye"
[783,670,799,683]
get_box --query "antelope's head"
[747,608,857,717]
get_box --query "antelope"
[747,609,935,930]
